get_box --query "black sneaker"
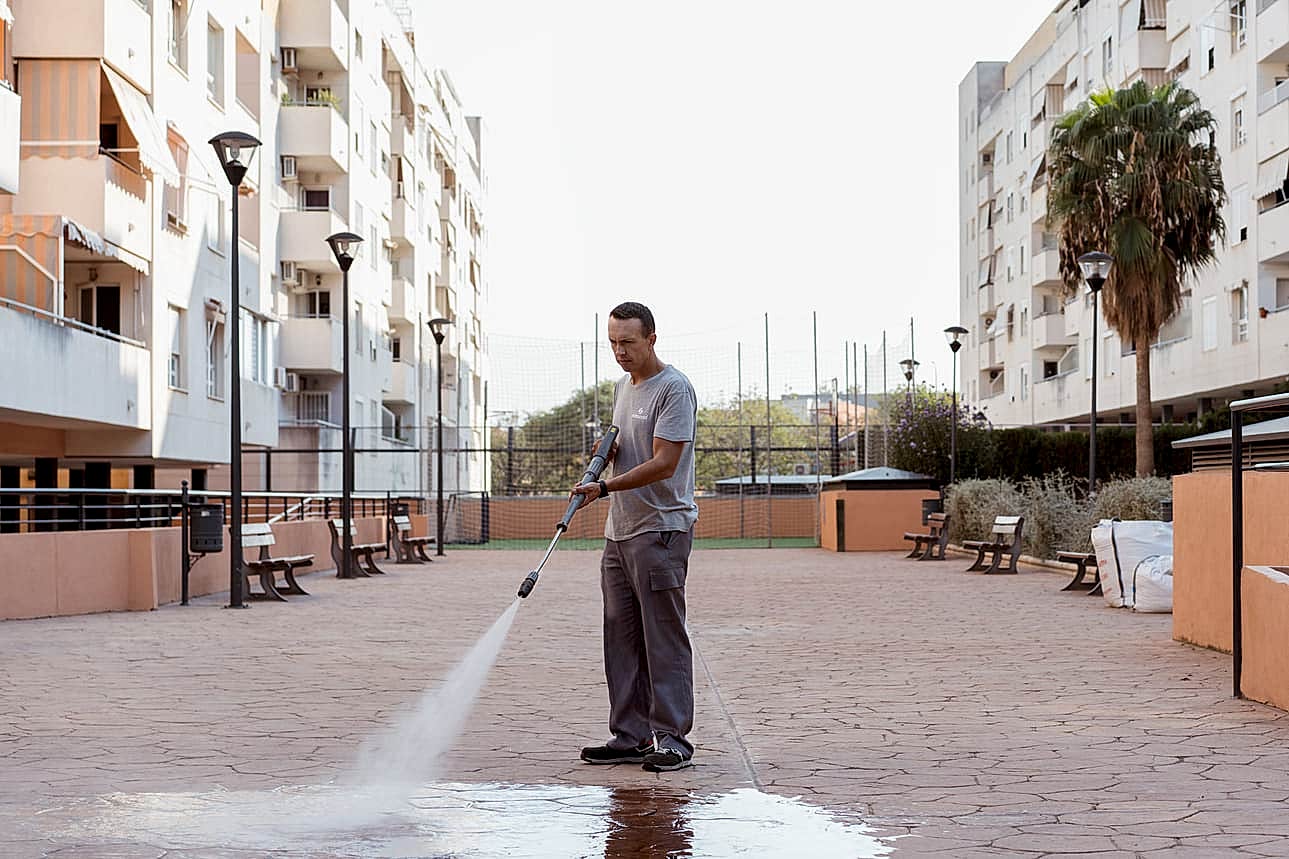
[642,747,692,772]
[580,741,652,765]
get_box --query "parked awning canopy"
[0,213,147,313]
[101,63,180,187]
[1256,152,1289,201]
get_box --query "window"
[163,128,189,231]
[1232,99,1246,148]
[1006,193,1014,223]
[169,306,185,389]
[300,187,330,211]
[354,101,364,160]
[206,318,224,399]
[354,304,363,353]
[208,193,226,254]
[354,29,363,62]
[78,284,122,334]
[369,225,377,270]
[1020,306,1028,336]
[1233,281,1249,342]
[1103,334,1119,377]
[1019,364,1029,401]
[1202,15,1216,72]
[169,0,188,70]
[1005,131,1013,164]
[1201,296,1218,351]
[1102,36,1113,79]
[206,19,224,106]
[1006,247,1015,282]
[303,289,330,318]
[392,337,402,361]
[369,122,377,176]
[305,85,333,105]
[353,202,364,234]
[242,313,268,384]
[1020,194,1027,214]
[1232,184,1248,243]
[1231,0,1248,51]
[1019,242,1026,275]
[1277,278,1289,309]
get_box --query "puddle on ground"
[50,782,893,858]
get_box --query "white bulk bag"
[1090,519,1174,608]
[1132,554,1174,613]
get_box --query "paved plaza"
[3,548,1289,857]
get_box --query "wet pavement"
[4,548,1289,856]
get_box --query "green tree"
[490,380,616,494]
[694,399,818,491]
[1047,80,1226,476]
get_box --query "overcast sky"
[423,1,1051,409]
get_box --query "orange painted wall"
[1241,566,1289,711]
[0,517,388,621]
[1173,471,1289,652]
[818,489,939,552]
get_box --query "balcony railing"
[291,391,332,423]
[1259,79,1289,114]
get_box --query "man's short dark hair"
[609,302,655,337]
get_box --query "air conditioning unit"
[981,153,993,165]
[280,260,298,284]
[273,366,288,389]
[281,156,297,180]
[281,48,298,72]
[793,463,808,476]
[284,371,300,393]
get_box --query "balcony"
[279,0,348,71]
[12,0,151,91]
[1031,248,1061,286]
[391,194,413,244]
[384,361,417,405]
[279,103,348,173]
[1259,201,1289,263]
[278,208,347,270]
[0,85,18,194]
[18,154,151,263]
[978,283,996,318]
[389,277,416,324]
[1120,29,1168,82]
[983,336,1004,370]
[1030,184,1047,222]
[0,302,150,430]
[1031,312,1075,351]
[240,380,279,449]
[280,316,344,374]
[1257,92,1289,163]
[390,118,414,158]
[976,173,995,207]
[1258,0,1289,64]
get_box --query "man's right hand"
[570,480,604,507]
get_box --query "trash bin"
[1159,498,1173,523]
[189,504,224,553]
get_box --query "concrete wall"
[0,516,386,621]
[1241,565,1289,711]
[818,488,940,552]
[1173,470,1289,652]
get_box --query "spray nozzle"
[517,571,539,599]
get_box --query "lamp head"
[944,325,968,354]
[899,358,919,382]
[1076,250,1113,293]
[326,231,364,272]
[428,316,452,345]
[208,131,261,187]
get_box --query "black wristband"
[598,480,609,498]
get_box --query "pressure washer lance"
[517,425,620,599]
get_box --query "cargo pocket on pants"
[649,565,686,591]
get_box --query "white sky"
[424,0,1051,407]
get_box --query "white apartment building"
[0,2,17,197]
[0,0,488,499]
[959,0,1289,429]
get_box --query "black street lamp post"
[1077,251,1113,496]
[944,326,968,485]
[209,131,260,609]
[428,317,452,555]
[327,231,364,578]
[899,358,920,404]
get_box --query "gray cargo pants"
[600,527,694,758]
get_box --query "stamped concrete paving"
[2,548,1289,857]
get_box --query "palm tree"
[1047,80,1226,476]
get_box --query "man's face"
[608,316,655,372]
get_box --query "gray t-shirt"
[604,365,699,541]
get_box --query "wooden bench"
[964,515,1025,574]
[903,512,950,561]
[241,522,315,601]
[328,519,388,578]
[389,514,435,563]
[1057,550,1102,594]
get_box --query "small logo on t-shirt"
[631,406,649,421]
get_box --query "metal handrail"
[1230,391,1289,698]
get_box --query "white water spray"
[349,598,523,790]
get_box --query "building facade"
[959,0,1289,429]
[0,0,488,498]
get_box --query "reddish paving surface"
[3,548,1289,857]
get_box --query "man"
[570,301,699,772]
